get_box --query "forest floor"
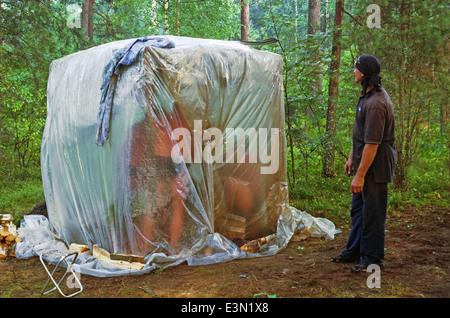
[1,205,448,303]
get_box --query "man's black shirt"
[353,86,396,183]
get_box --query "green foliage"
[289,174,352,225]
[0,73,46,167]
[1,0,86,167]
[344,0,449,188]
[0,159,44,216]
[106,0,240,40]
[252,0,335,187]
[0,0,447,219]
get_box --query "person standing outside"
[332,55,396,272]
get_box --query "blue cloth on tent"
[96,37,175,146]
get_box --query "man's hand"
[350,143,379,194]
[344,157,353,176]
[344,149,354,176]
[351,173,365,194]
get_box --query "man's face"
[354,68,364,84]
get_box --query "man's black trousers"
[341,178,388,264]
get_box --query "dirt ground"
[1,205,448,302]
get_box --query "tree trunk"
[322,0,344,178]
[82,0,94,44]
[164,0,169,35]
[308,0,323,107]
[393,0,411,189]
[294,0,298,42]
[308,0,321,34]
[176,0,180,36]
[323,0,330,32]
[241,0,249,41]
[286,100,296,188]
[0,0,3,157]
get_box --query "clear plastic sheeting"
[15,215,57,259]
[39,36,336,277]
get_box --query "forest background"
[0,0,448,227]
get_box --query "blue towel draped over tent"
[96,36,175,146]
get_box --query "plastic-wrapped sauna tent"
[33,36,335,277]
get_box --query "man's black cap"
[355,55,381,76]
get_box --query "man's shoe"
[331,254,360,263]
[350,262,385,273]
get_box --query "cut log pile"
[92,245,145,270]
[0,214,21,260]
[239,234,275,253]
[0,212,147,268]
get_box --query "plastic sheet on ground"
[32,36,336,277]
